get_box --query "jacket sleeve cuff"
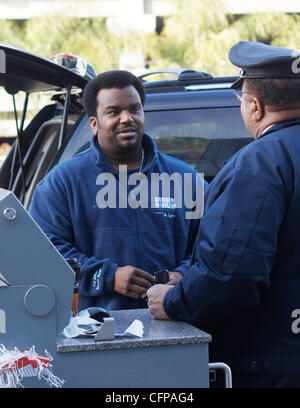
[173,266,187,276]
[84,261,118,296]
[163,287,184,321]
[174,259,191,276]
[103,262,118,293]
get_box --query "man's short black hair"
[82,70,145,117]
[246,78,300,107]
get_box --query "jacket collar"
[261,117,300,138]
[90,133,158,174]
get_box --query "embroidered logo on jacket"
[154,196,176,209]
[95,166,205,219]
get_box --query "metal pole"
[209,362,232,388]
[58,84,72,151]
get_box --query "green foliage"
[144,1,300,76]
[0,1,300,77]
[0,20,23,48]
[23,16,121,74]
[146,0,235,74]
[230,12,299,46]
[269,14,300,50]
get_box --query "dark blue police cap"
[228,41,300,89]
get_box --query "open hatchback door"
[0,43,95,209]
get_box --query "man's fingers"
[135,270,155,284]
[129,281,151,297]
[114,265,154,296]
[123,289,142,299]
[129,274,154,290]
[124,284,148,299]
[146,285,155,297]
[168,271,183,285]
[147,284,173,320]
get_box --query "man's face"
[89,85,145,158]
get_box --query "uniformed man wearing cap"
[147,41,300,388]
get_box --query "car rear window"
[144,107,253,181]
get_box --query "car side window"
[145,107,253,181]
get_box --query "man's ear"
[251,96,264,121]
[89,116,98,136]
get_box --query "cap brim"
[231,77,243,89]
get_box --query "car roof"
[141,69,239,110]
[144,88,240,110]
[0,43,88,93]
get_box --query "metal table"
[56,308,211,388]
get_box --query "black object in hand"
[154,269,169,284]
[141,269,169,300]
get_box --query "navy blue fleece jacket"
[29,133,203,311]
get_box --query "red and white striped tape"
[0,345,64,388]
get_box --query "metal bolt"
[3,208,17,221]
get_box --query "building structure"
[0,0,299,21]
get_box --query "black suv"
[0,44,252,209]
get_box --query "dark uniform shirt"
[164,118,300,374]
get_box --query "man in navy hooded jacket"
[29,70,204,313]
[147,42,300,388]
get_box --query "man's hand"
[114,265,155,299]
[147,284,173,320]
[168,271,183,285]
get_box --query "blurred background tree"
[230,12,300,46]
[23,16,121,74]
[0,0,299,76]
[148,0,300,76]
[149,0,232,72]
[0,20,23,49]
